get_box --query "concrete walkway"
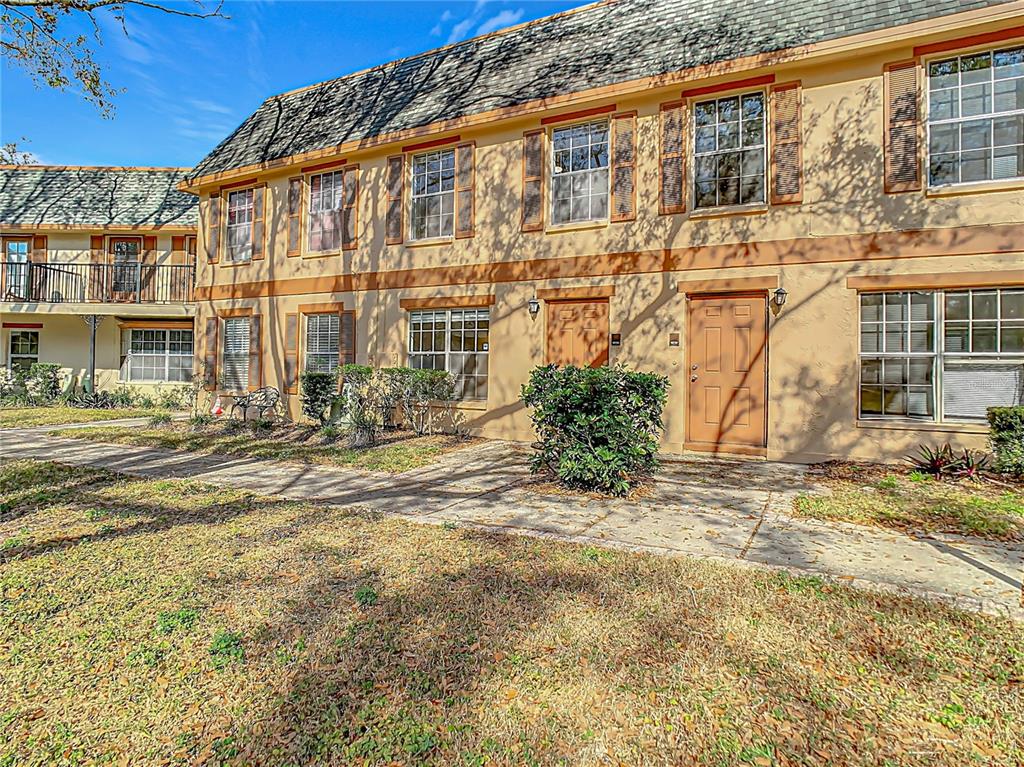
[2,428,1021,620]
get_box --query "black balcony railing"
[0,261,195,304]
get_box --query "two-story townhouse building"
[181,0,1024,463]
[0,166,198,391]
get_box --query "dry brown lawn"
[1,459,1022,767]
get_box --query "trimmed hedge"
[521,364,669,495]
[988,405,1024,476]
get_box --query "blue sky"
[1,0,580,167]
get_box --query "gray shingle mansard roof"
[188,0,1009,181]
[0,167,198,228]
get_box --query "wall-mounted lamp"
[773,287,788,308]
[527,296,541,316]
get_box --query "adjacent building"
[0,166,198,391]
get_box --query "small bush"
[988,406,1024,477]
[300,371,337,425]
[319,424,342,443]
[377,367,414,427]
[25,363,61,404]
[189,414,213,430]
[404,369,457,435]
[0,368,17,400]
[148,412,172,427]
[907,443,960,477]
[339,364,381,445]
[521,364,669,496]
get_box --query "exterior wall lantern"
[773,287,788,308]
[528,296,541,316]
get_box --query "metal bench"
[230,386,280,421]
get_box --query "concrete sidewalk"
[1,429,1021,620]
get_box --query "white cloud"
[476,8,523,36]
[446,16,477,44]
[188,98,234,116]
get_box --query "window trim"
[548,117,611,227]
[118,326,195,384]
[858,287,1024,424]
[408,147,457,243]
[689,87,769,212]
[407,307,490,401]
[224,187,256,263]
[7,329,39,372]
[924,42,1024,190]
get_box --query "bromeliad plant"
[907,442,992,481]
[521,364,669,496]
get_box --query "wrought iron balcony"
[0,261,195,304]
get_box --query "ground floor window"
[222,317,250,391]
[305,312,339,374]
[408,308,489,400]
[8,330,39,372]
[119,328,193,383]
[859,288,1024,421]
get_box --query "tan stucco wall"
[192,19,1024,463]
[34,232,185,265]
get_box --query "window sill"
[303,249,341,259]
[688,203,768,220]
[856,419,988,434]
[406,236,454,248]
[545,219,608,234]
[219,259,252,268]
[926,178,1024,197]
[453,399,487,411]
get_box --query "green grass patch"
[1,458,1022,766]
[50,421,471,474]
[0,406,170,428]
[796,463,1024,541]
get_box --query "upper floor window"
[928,46,1024,186]
[411,149,455,240]
[551,120,609,225]
[694,91,765,209]
[859,288,1024,422]
[226,188,254,262]
[308,171,342,252]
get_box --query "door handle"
[690,374,698,383]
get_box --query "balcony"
[1,261,195,305]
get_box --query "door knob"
[690,374,698,382]
[691,364,698,371]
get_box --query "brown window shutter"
[287,177,303,257]
[203,316,219,390]
[521,129,545,232]
[611,112,637,222]
[206,193,221,263]
[342,165,359,251]
[340,310,355,365]
[251,185,266,260]
[89,235,105,301]
[769,82,804,205]
[284,312,299,394]
[385,155,404,245]
[31,234,47,263]
[884,61,922,193]
[248,314,262,391]
[455,142,476,238]
[659,101,686,214]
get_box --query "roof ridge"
[269,0,615,103]
[0,165,192,172]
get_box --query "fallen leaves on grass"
[1,459,1022,766]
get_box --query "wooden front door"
[546,300,609,367]
[687,293,768,449]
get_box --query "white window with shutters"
[305,313,339,374]
[221,317,250,391]
[859,288,1024,422]
[693,91,766,209]
[225,188,254,262]
[307,171,342,252]
[550,120,609,224]
[410,149,455,240]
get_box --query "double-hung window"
[305,313,340,374]
[410,149,455,240]
[859,288,1024,421]
[693,91,766,208]
[8,330,39,372]
[119,328,193,383]
[308,171,342,252]
[551,120,609,224]
[226,188,254,262]
[408,308,489,400]
[928,45,1024,186]
[222,317,250,391]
